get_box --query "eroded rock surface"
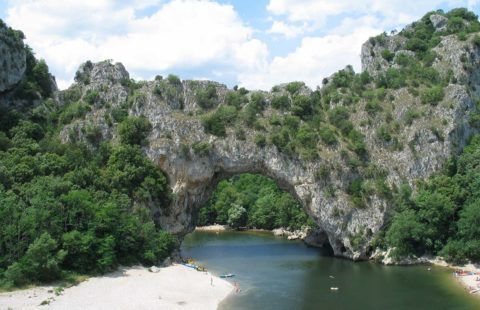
[0,22,26,92]
[58,30,480,260]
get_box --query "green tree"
[227,205,247,229]
[118,116,152,145]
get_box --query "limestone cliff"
[0,20,26,93]
[3,11,480,260]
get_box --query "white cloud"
[4,0,478,91]
[239,27,380,90]
[266,0,475,32]
[5,0,267,89]
[267,21,308,38]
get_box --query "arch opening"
[188,172,332,252]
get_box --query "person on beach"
[210,277,213,286]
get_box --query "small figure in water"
[234,281,240,293]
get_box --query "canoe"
[220,273,235,278]
[183,263,198,269]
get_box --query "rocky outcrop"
[0,21,26,92]
[56,21,480,261]
[430,14,448,32]
[273,227,329,247]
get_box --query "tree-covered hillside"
[0,24,174,288]
[384,134,480,263]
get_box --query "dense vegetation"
[0,33,174,288]
[384,135,480,263]
[198,174,315,230]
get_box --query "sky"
[1,0,480,90]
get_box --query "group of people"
[454,269,480,294]
[453,269,476,277]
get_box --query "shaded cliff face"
[55,12,480,260]
[0,21,26,93]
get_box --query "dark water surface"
[181,230,479,310]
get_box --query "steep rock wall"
[57,25,480,260]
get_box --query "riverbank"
[196,225,328,248]
[373,249,480,298]
[195,224,228,231]
[0,264,233,309]
[428,259,480,296]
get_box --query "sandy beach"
[195,224,228,232]
[0,264,233,310]
[429,258,480,296]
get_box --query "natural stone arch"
[145,129,385,260]
[59,55,477,260]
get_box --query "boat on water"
[220,273,235,278]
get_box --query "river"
[181,230,479,310]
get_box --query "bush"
[202,105,237,137]
[111,107,129,123]
[243,93,265,126]
[473,35,480,47]
[405,37,428,52]
[31,60,53,98]
[291,95,312,119]
[227,205,247,229]
[118,116,152,145]
[285,82,304,95]
[5,233,65,285]
[348,130,367,157]
[226,91,247,109]
[192,141,211,157]
[421,86,444,105]
[84,125,102,145]
[196,84,218,109]
[365,100,382,114]
[376,125,392,142]
[319,126,337,145]
[254,134,266,147]
[271,95,290,110]
[381,50,395,62]
[58,102,91,124]
[404,108,421,125]
[0,132,10,151]
[328,107,353,135]
[84,90,100,105]
[167,74,181,86]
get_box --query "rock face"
[0,22,26,92]
[430,14,448,32]
[58,29,480,260]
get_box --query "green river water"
[181,230,479,310]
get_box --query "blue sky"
[1,0,479,90]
